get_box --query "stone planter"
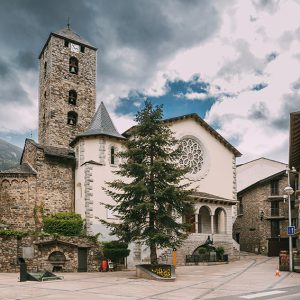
[136,264,176,281]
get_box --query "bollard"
[17,257,27,282]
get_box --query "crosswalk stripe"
[240,290,286,299]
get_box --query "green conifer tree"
[102,101,194,264]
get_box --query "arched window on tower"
[69,57,78,74]
[67,111,78,125]
[68,90,77,105]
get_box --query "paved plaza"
[0,254,300,299]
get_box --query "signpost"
[288,226,295,235]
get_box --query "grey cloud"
[266,52,278,63]
[0,59,10,79]
[0,58,31,105]
[0,0,222,107]
[217,40,265,79]
[15,51,37,70]
[271,93,300,130]
[252,0,280,13]
[0,79,31,105]
[93,0,221,91]
[249,102,269,120]
[292,78,300,90]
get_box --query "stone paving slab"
[0,255,300,299]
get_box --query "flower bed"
[136,264,175,281]
[143,264,172,278]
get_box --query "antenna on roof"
[67,17,70,29]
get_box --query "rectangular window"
[270,180,279,195]
[80,45,85,53]
[271,201,279,216]
[64,39,69,47]
[110,147,115,165]
[271,220,280,237]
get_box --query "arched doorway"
[214,208,226,234]
[198,206,211,233]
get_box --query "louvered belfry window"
[68,90,77,105]
[67,111,78,125]
[69,57,78,74]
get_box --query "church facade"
[0,27,241,267]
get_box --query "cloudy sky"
[0,0,299,164]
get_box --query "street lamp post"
[284,185,294,272]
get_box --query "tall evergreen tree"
[102,101,194,264]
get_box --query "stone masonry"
[0,235,100,273]
[0,174,37,229]
[233,173,291,255]
[22,139,75,218]
[38,32,96,148]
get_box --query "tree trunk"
[150,242,158,265]
[149,145,157,265]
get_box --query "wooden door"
[78,248,88,272]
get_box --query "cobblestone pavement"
[0,255,299,300]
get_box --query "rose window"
[179,138,204,174]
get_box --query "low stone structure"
[0,235,100,273]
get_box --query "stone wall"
[0,175,37,229]
[176,233,234,265]
[0,235,100,273]
[233,174,289,255]
[38,34,96,148]
[23,139,75,218]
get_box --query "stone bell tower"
[38,25,97,148]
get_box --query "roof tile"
[53,26,95,48]
[71,102,125,145]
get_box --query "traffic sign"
[288,226,295,235]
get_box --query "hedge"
[102,241,130,262]
[43,212,84,236]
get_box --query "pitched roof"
[237,157,287,192]
[54,26,95,48]
[20,139,75,163]
[192,191,237,204]
[238,170,286,195]
[0,163,36,175]
[237,157,287,168]
[70,102,125,146]
[123,113,241,157]
[39,26,97,58]
[43,145,75,159]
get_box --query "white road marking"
[240,290,286,299]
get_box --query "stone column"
[210,214,214,235]
[195,213,199,233]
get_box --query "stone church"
[0,26,241,267]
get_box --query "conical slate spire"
[78,102,125,139]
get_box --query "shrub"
[216,246,225,256]
[0,229,28,238]
[102,241,130,262]
[216,246,225,260]
[198,247,207,255]
[43,212,84,236]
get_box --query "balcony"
[265,208,286,220]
